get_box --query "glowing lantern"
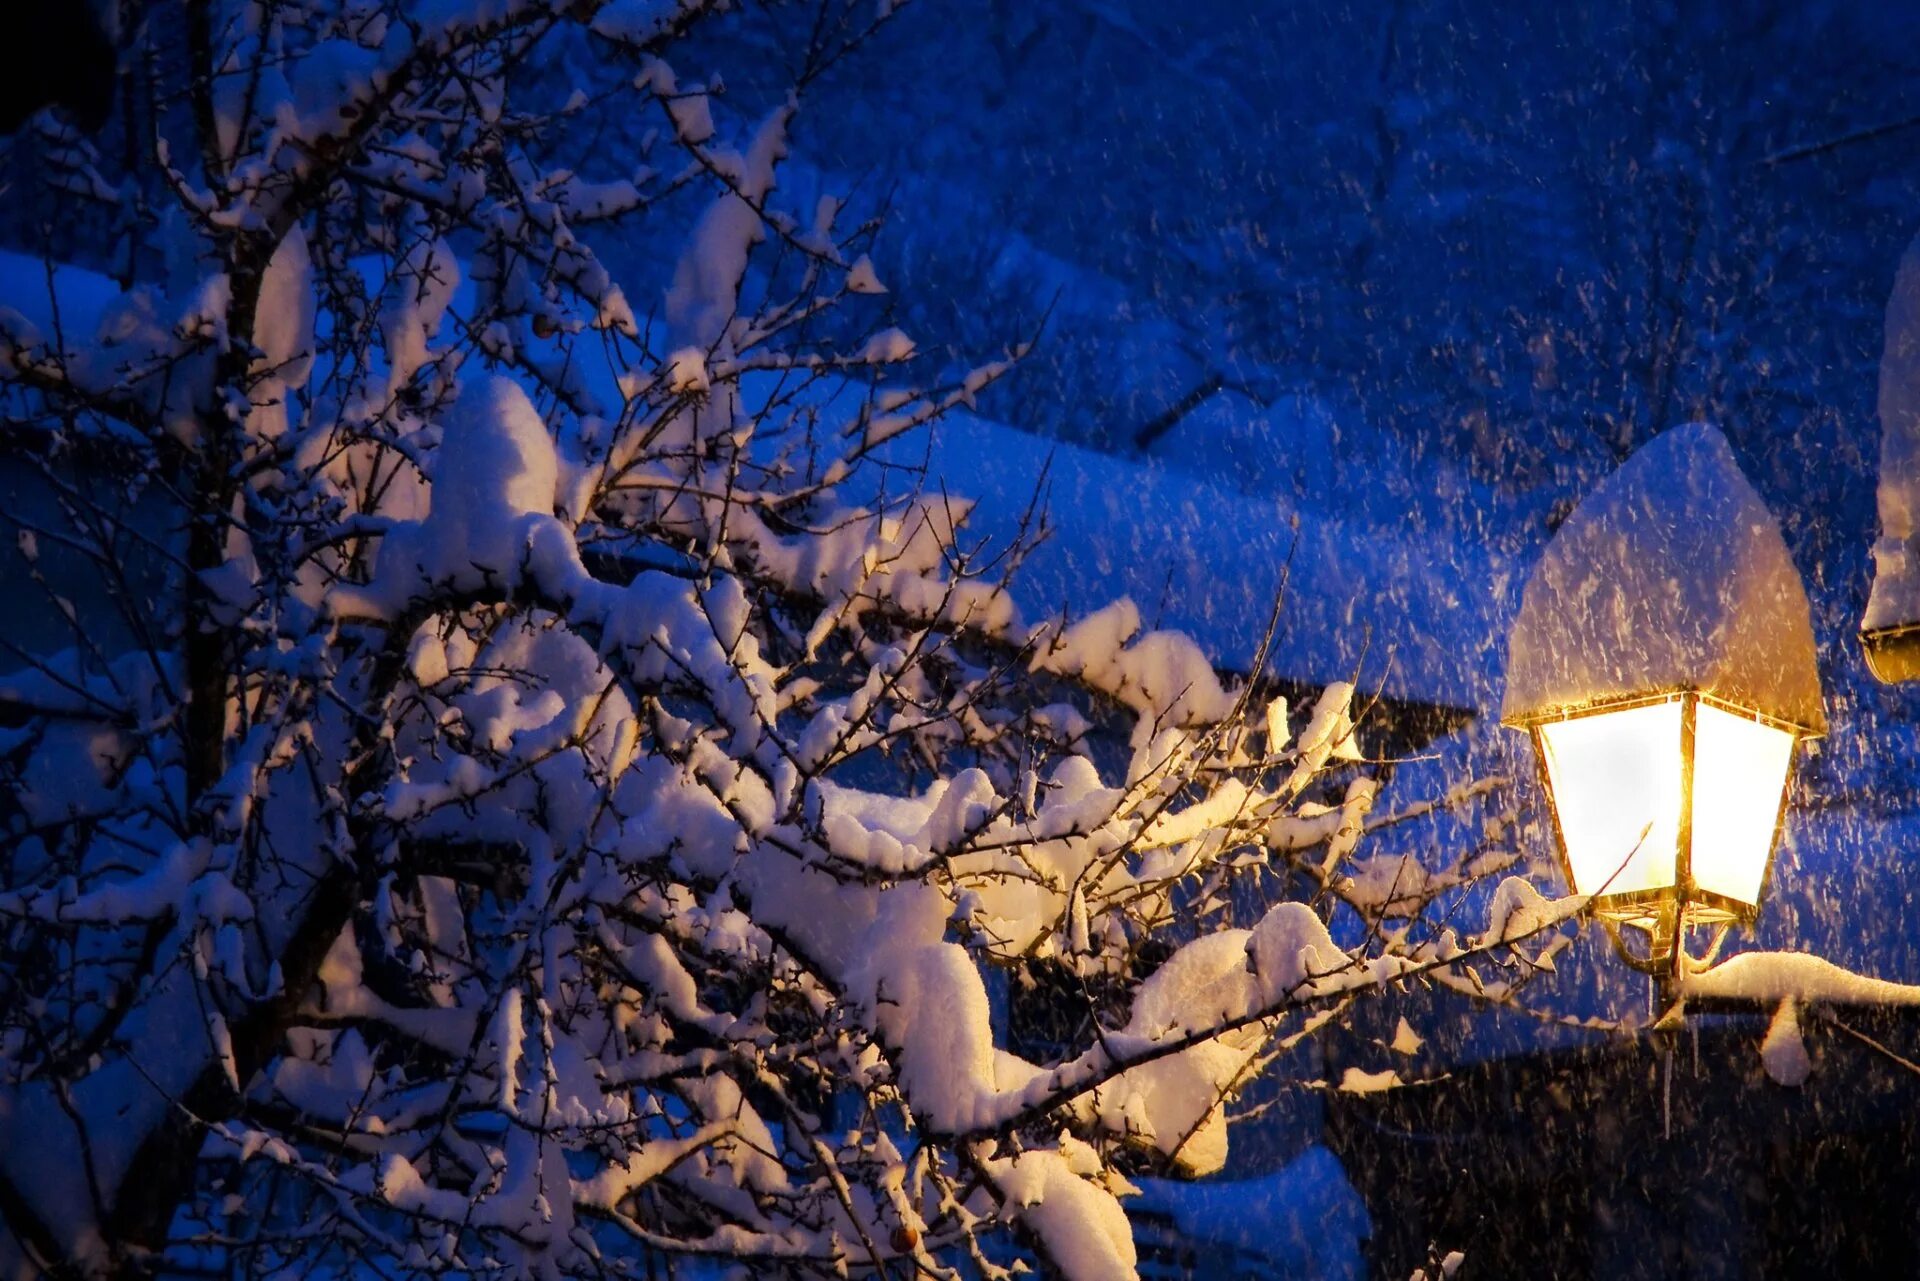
[1503,424,1824,971]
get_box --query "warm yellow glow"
[1539,701,1684,899]
[1689,703,1795,906]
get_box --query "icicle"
[1661,1042,1673,1141]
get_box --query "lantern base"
[1862,622,1920,684]
[1591,886,1756,933]
[1602,911,1732,981]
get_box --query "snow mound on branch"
[403,374,559,587]
[1338,1066,1403,1094]
[996,1150,1138,1281]
[1502,422,1824,733]
[1680,950,1920,1006]
[591,0,684,43]
[1131,931,1259,1038]
[243,226,317,440]
[1389,1017,1424,1055]
[281,39,381,145]
[1039,599,1236,725]
[0,251,219,441]
[1094,930,1264,1175]
[846,254,885,294]
[1476,877,1578,946]
[815,769,1006,874]
[665,105,791,349]
[350,376,559,615]
[1243,900,1418,1007]
[867,941,998,1124]
[254,225,315,388]
[380,234,460,401]
[435,376,558,525]
[839,882,1012,1134]
[1248,901,1345,999]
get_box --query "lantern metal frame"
[1509,686,1816,977]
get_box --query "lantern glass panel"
[1539,700,1684,898]
[1689,703,1794,907]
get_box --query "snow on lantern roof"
[1502,422,1825,734]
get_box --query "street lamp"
[1503,424,1824,976]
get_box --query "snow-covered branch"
[0,4,1532,1278]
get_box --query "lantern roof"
[1503,423,1825,734]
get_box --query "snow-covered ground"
[1129,1145,1369,1280]
[903,408,1510,710]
